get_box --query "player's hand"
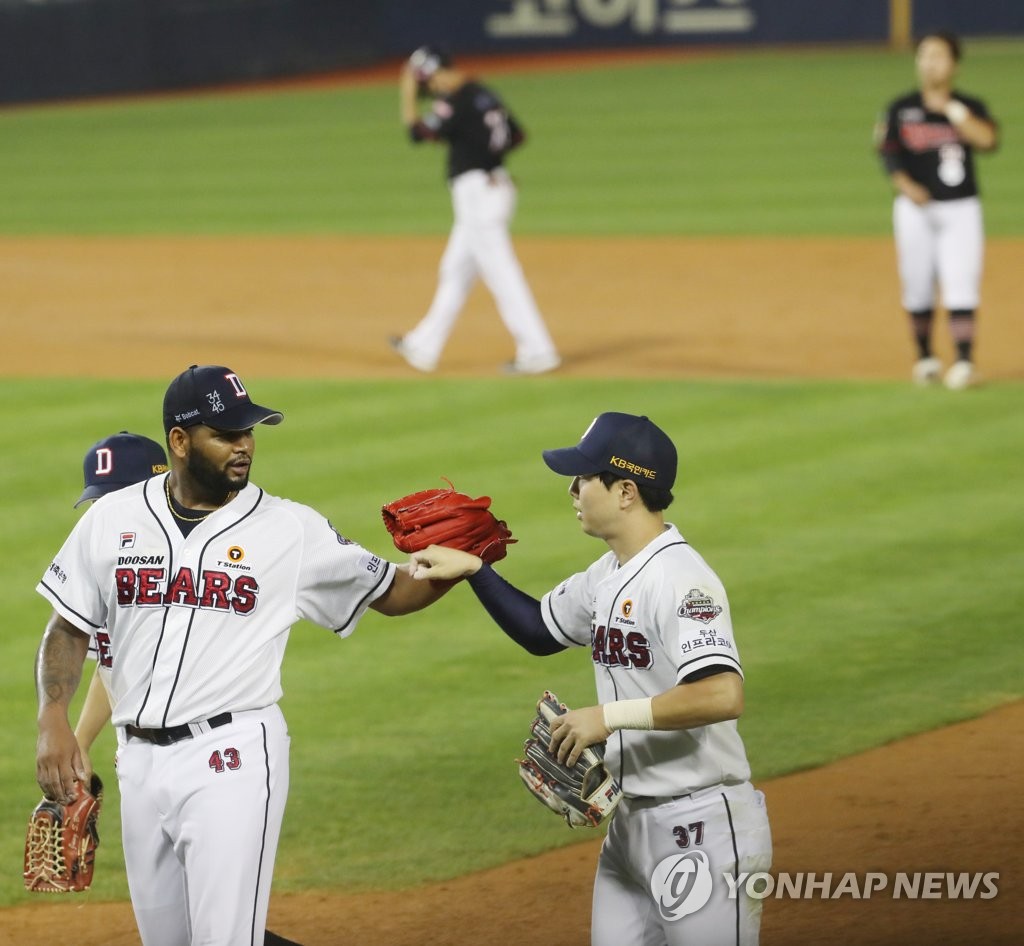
[549,706,611,767]
[900,179,931,206]
[36,716,86,805]
[408,545,482,581]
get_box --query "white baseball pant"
[592,781,772,946]
[402,168,558,368]
[893,195,984,312]
[117,705,290,946]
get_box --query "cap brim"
[74,484,121,508]
[542,446,605,477]
[208,405,284,432]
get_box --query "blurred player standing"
[390,46,561,375]
[876,31,999,389]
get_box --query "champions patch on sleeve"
[677,588,722,625]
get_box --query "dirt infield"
[2,235,1022,382]
[4,701,1020,946]
[2,233,1021,944]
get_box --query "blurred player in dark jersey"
[876,31,999,389]
[390,47,561,375]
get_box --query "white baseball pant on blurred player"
[402,168,559,371]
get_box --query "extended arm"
[408,546,565,655]
[369,564,457,616]
[549,671,744,766]
[36,611,90,803]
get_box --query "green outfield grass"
[2,377,1022,906]
[0,39,1021,236]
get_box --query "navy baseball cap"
[76,432,169,508]
[163,365,283,434]
[542,413,677,490]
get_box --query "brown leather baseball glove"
[382,478,516,563]
[24,774,103,893]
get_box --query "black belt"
[126,712,233,746]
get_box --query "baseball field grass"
[0,40,1022,236]
[1,39,1022,909]
[2,377,1022,904]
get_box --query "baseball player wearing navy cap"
[390,46,561,375]
[66,428,303,946]
[35,365,451,946]
[409,412,772,945]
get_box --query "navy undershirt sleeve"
[467,564,566,656]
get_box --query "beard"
[186,445,248,502]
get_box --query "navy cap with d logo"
[542,413,677,490]
[76,432,169,508]
[162,365,284,434]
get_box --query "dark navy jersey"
[413,80,524,180]
[877,90,995,200]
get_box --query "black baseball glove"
[517,691,622,829]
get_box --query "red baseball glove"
[382,478,516,564]
[24,774,103,893]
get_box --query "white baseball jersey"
[38,473,395,728]
[540,523,751,798]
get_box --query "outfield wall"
[1,0,1021,105]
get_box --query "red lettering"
[95,630,113,669]
[164,567,199,607]
[591,624,607,663]
[200,571,231,610]
[231,576,258,615]
[136,568,166,605]
[626,631,652,669]
[115,569,136,605]
[606,628,627,667]
[592,624,654,671]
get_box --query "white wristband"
[945,100,969,125]
[603,698,655,732]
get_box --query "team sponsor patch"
[677,588,722,625]
[613,598,636,628]
[120,532,136,549]
[226,545,245,563]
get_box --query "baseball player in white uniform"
[876,31,999,390]
[35,365,453,946]
[390,46,561,375]
[66,429,303,946]
[409,412,773,945]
